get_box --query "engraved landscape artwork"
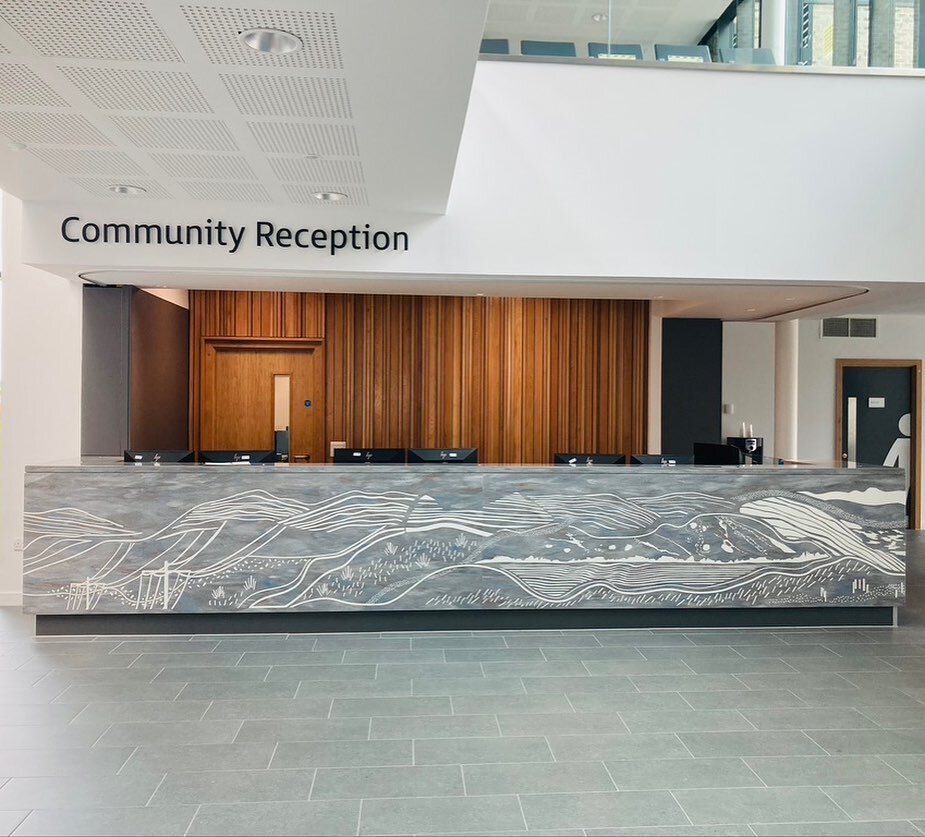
[22,467,906,614]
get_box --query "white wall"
[1,194,83,604]
[798,315,925,525]
[139,288,189,309]
[17,61,925,290]
[722,322,776,445]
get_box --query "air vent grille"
[821,317,878,338]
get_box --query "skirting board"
[35,606,895,636]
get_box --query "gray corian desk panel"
[22,462,906,615]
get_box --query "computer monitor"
[554,453,625,465]
[199,450,277,465]
[630,454,693,466]
[123,450,195,464]
[408,448,478,464]
[693,442,745,466]
[333,448,406,464]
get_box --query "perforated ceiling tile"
[0,64,68,107]
[283,183,368,206]
[59,66,212,113]
[70,178,174,199]
[178,180,271,202]
[112,116,239,151]
[221,74,351,119]
[269,156,364,185]
[181,6,342,70]
[0,112,113,146]
[29,147,146,176]
[0,42,8,54]
[0,0,181,62]
[150,152,256,180]
[247,121,358,156]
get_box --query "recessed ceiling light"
[653,295,664,300]
[108,184,147,195]
[475,292,485,297]
[784,296,796,301]
[746,307,757,312]
[592,12,608,22]
[313,191,347,202]
[239,27,302,55]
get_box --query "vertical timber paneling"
[190,290,648,462]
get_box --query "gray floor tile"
[235,717,370,743]
[213,638,317,653]
[189,799,360,836]
[121,742,276,773]
[844,673,925,690]
[53,682,183,702]
[782,656,900,673]
[860,707,925,729]
[619,710,752,733]
[444,648,544,662]
[597,634,696,648]
[603,757,762,791]
[0,723,110,749]
[823,784,925,820]
[96,719,242,747]
[149,768,315,804]
[806,729,925,755]
[744,755,911,786]
[0,774,164,809]
[520,790,688,829]
[378,662,486,679]
[295,680,413,698]
[11,806,199,836]
[568,692,692,712]
[359,794,523,835]
[539,647,647,661]
[154,665,271,683]
[450,694,572,715]
[412,677,525,696]
[272,739,412,769]
[735,673,859,690]
[0,747,134,777]
[71,699,211,724]
[0,672,50,688]
[879,754,925,782]
[0,811,27,836]
[584,827,755,837]
[790,687,922,707]
[203,697,332,720]
[0,704,84,725]
[749,822,924,836]
[131,651,243,668]
[685,631,784,646]
[631,675,749,692]
[266,664,376,682]
[311,765,464,799]
[332,696,451,717]
[731,644,838,658]
[504,635,602,647]
[880,657,925,671]
[740,708,878,730]
[37,668,162,688]
[582,659,696,675]
[412,637,507,649]
[110,640,219,654]
[682,658,799,675]
[463,760,615,795]
[235,651,346,667]
[639,647,750,660]
[313,637,411,650]
[371,715,498,739]
[178,681,298,700]
[497,712,629,736]
[679,731,827,757]
[481,661,589,677]
[825,644,925,656]
[547,733,689,761]
[413,735,552,765]
[18,654,137,671]
[673,786,849,825]
[522,675,634,693]
[345,649,446,664]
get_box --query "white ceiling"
[0,0,488,213]
[484,0,732,50]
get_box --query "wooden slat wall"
[189,290,648,462]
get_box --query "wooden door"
[201,337,324,462]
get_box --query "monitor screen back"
[408,448,478,464]
[553,453,625,465]
[124,450,195,463]
[333,448,406,464]
[199,450,277,464]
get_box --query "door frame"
[834,358,922,529]
[197,336,323,459]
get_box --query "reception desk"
[22,462,906,632]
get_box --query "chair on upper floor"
[480,38,510,55]
[588,42,644,61]
[520,40,577,57]
[718,47,776,65]
[654,44,712,63]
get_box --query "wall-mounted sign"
[60,216,409,255]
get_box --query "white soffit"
[485,0,733,50]
[0,0,489,213]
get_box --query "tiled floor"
[0,535,923,836]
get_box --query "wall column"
[647,304,663,454]
[774,319,800,461]
[761,0,789,63]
